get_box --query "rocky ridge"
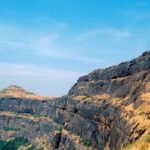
[0,51,150,150]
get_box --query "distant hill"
[0,85,50,100]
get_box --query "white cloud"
[0,63,84,96]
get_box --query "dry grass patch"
[122,131,150,150]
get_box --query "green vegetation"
[0,89,6,94]
[37,148,43,150]
[146,133,150,143]
[139,111,145,116]
[32,114,43,118]
[0,137,28,150]
[6,111,19,116]
[81,139,91,147]
[3,127,19,132]
[25,91,35,95]
[0,141,7,149]
[27,145,36,150]
[56,125,64,132]
[46,144,49,149]
[10,85,22,89]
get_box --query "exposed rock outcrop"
[69,51,150,96]
[0,51,150,150]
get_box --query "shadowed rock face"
[0,51,150,150]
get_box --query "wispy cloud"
[0,63,84,96]
[0,63,83,78]
[35,36,103,63]
[75,28,132,42]
[1,24,149,67]
[0,24,102,63]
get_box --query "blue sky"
[0,0,150,96]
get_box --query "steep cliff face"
[69,51,150,96]
[0,51,150,150]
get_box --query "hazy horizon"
[0,0,150,96]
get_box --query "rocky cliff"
[0,51,150,150]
